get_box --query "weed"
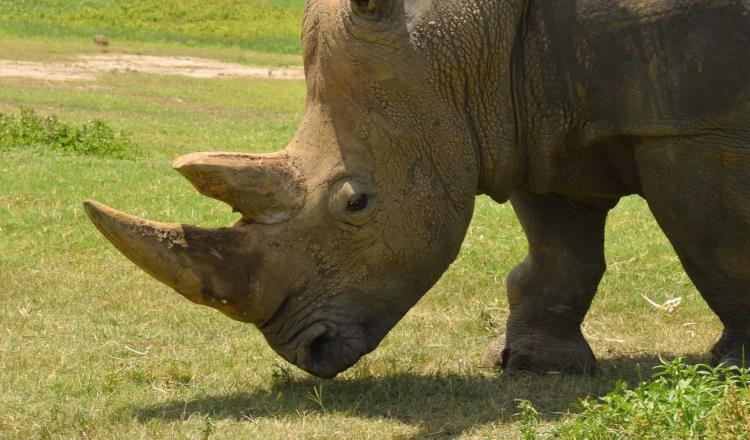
[306,385,327,412]
[0,107,137,158]
[517,399,542,440]
[271,362,297,386]
[201,414,215,440]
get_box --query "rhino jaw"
[83,200,273,323]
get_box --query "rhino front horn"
[172,152,306,224]
[83,200,267,323]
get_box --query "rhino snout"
[272,320,371,379]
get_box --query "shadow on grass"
[134,352,707,438]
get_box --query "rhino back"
[529,0,750,136]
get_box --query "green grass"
[519,359,750,439]
[0,0,307,54]
[0,9,741,438]
[0,34,303,67]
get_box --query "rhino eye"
[347,194,369,212]
[351,0,374,12]
[329,178,378,226]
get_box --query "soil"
[0,54,304,81]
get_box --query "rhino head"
[85,0,516,378]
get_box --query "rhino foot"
[711,331,750,369]
[480,333,596,374]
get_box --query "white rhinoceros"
[85,0,750,378]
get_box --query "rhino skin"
[84,0,750,378]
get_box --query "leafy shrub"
[0,108,137,159]
[518,358,750,439]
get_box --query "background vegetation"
[1,1,747,438]
[0,0,307,54]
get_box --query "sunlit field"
[1,2,745,438]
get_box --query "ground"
[0,54,303,81]
[0,7,734,439]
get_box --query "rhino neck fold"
[437,0,532,203]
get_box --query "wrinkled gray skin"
[85,0,750,378]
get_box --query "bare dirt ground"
[0,54,304,81]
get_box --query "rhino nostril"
[293,321,338,371]
[309,333,328,366]
[308,322,338,366]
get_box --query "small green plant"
[271,362,296,386]
[306,384,326,412]
[0,107,137,159]
[518,358,750,439]
[200,414,215,440]
[516,399,542,440]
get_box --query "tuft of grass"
[0,107,137,159]
[518,358,750,439]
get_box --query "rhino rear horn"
[172,152,306,224]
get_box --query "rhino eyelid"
[327,175,352,189]
[326,173,371,191]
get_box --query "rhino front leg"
[483,191,618,373]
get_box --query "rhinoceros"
[84,0,750,378]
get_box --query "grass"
[0,0,307,54]
[0,34,303,67]
[0,3,742,438]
